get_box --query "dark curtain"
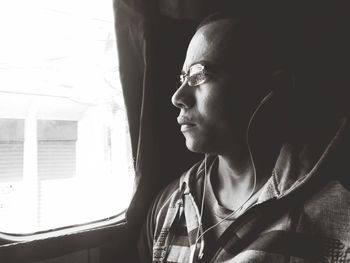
[112,1,349,258]
[112,0,236,232]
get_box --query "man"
[138,13,350,263]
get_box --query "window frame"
[0,209,126,243]
[0,213,130,263]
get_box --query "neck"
[210,149,256,211]
[217,151,254,190]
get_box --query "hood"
[246,90,349,203]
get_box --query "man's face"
[172,19,259,155]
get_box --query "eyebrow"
[181,60,211,74]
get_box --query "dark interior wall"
[29,249,99,263]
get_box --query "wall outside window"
[0,0,134,235]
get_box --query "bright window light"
[0,0,134,234]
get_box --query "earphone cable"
[194,154,208,259]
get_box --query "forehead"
[183,19,238,71]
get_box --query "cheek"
[199,87,234,121]
[199,87,251,135]
[196,96,231,138]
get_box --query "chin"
[185,138,209,154]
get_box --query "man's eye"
[189,64,204,75]
[188,72,206,86]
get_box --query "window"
[0,0,134,234]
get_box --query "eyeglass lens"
[178,64,206,87]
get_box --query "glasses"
[178,63,210,87]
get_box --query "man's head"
[172,14,288,155]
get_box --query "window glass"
[0,0,134,234]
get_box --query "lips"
[177,116,196,132]
[180,124,196,132]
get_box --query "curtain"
[113,0,198,230]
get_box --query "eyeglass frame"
[178,63,214,88]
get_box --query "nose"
[171,81,194,109]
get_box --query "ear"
[271,68,294,94]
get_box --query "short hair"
[197,12,234,30]
[195,11,293,75]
